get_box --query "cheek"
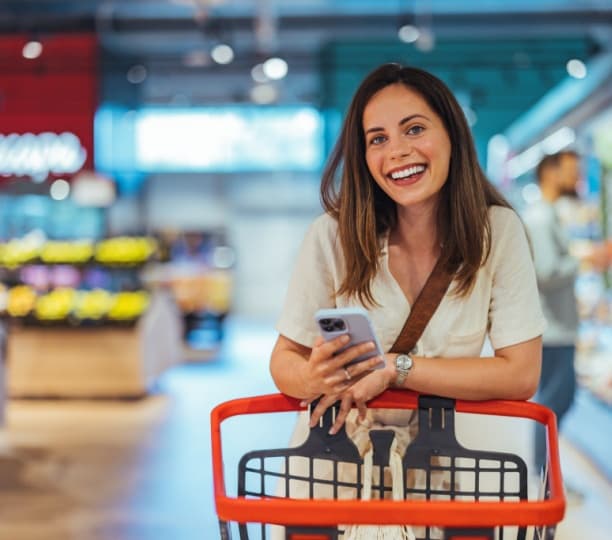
[365,151,379,176]
[425,138,451,174]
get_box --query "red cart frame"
[211,390,565,539]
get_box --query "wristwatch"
[394,353,414,387]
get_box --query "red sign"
[0,33,98,182]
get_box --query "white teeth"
[390,165,426,180]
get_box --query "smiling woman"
[267,64,546,535]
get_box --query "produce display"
[40,241,94,264]
[73,289,115,320]
[0,285,150,323]
[107,291,150,321]
[0,239,40,268]
[34,288,78,321]
[6,285,37,317]
[0,234,159,325]
[94,237,158,265]
[0,236,158,267]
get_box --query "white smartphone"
[314,307,385,369]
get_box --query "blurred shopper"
[268,64,545,536]
[523,150,609,477]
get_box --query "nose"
[389,139,412,160]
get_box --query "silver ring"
[343,367,352,381]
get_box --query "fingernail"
[341,334,350,343]
[328,428,336,435]
[299,401,306,407]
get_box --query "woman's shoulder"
[303,212,341,250]
[308,212,339,237]
[487,204,518,222]
[487,205,522,235]
[311,211,338,229]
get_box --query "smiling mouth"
[389,164,427,181]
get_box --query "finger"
[308,395,337,428]
[313,335,325,347]
[357,400,368,422]
[312,334,350,361]
[299,395,320,408]
[324,355,383,389]
[329,341,377,370]
[329,394,353,435]
[324,365,352,386]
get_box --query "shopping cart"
[211,390,565,540]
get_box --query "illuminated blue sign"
[134,107,324,172]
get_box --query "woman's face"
[363,83,452,211]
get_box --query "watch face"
[397,354,412,370]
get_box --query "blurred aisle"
[0,316,610,539]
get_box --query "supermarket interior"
[0,1,611,539]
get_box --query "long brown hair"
[320,63,513,306]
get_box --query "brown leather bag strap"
[389,256,454,354]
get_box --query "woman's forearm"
[270,347,313,400]
[397,356,537,400]
[388,337,542,401]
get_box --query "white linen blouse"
[276,205,546,360]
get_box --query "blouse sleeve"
[487,208,547,350]
[275,214,339,347]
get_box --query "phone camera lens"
[323,325,334,332]
[333,319,346,331]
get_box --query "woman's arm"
[312,335,542,434]
[270,334,384,400]
[390,335,542,400]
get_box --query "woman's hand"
[301,335,384,399]
[306,354,396,434]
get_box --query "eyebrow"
[364,114,429,135]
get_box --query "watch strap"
[395,354,413,386]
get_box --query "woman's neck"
[392,203,440,256]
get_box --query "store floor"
[0,317,610,540]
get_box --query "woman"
[271,63,545,440]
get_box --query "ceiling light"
[262,57,288,80]
[211,44,234,65]
[22,40,42,60]
[398,25,419,44]
[251,63,268,83]
[50,179,70,201]
[127,65,147,84]
[566,59,587,79]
